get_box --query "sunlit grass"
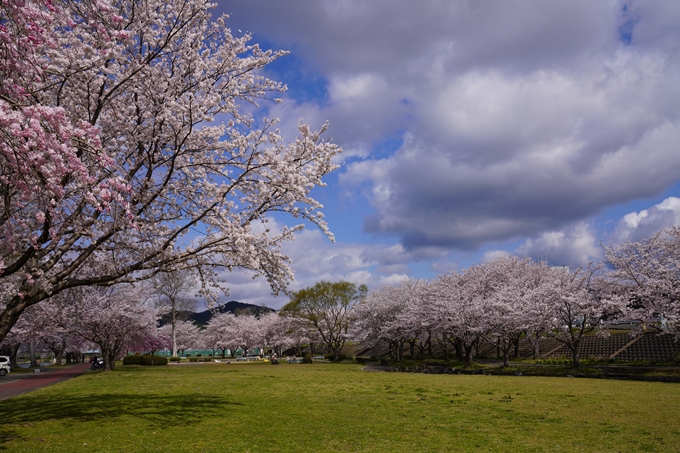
[1,362,679,452]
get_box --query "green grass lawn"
[1,362,679,452]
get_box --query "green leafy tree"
[281,281,367,361]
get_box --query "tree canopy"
[0,0,340,342]
[281,281,367,361]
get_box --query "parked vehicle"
[90,357,104,370]
[0,356,10,376]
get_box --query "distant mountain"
[159,301,275,327]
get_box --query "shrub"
[169,357,181,362]
[355,357,367,364]
[196,353,203,357]
[123,355,143,365]
[302,354,313,364]
[324,353,347,362]
[141,355,168,366]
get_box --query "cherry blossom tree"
[604,226,680,334]
[159,320,200,357]
[0,0,341,343]
[429,268,491,367]
[258,312,290,357]
[481,256,550,367]
[39,331,83,365]
[284,316,318,357]
[235,314,261,356]
[542,264,621,368]
[152,270,197,358]
[204,312,242,358]
[45,285,159,370]
[132,328,170,365]
[0,304,43,369]
[390,280,431,359]
[352,283,412,361]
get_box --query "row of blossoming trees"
[3,226,680,370]
[0,285,172,370]
[352,227,680,368]
[0,280,330,371]
[353,258,612,368]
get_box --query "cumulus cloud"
[612,197,680,243]
[482,250,511,263]
[215,219,428,309]
[347,48,680,249]
[215,1,680,273]
[515,222,602,266]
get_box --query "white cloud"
[612,197,680,243]
[215,218,431,309]
[516,222,602,266]
[482,250,511,263]
[213,0,680,280]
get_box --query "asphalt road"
[0,363,91,402]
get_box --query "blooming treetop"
[0,0,341,342]
[352,283,408,360]
[203,312,243,356]
[354,256,624,368]
[159,320,200,355]
[604,226,680,333]
[44,285,159,370]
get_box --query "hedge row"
[123,355,168,366]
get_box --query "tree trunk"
[0,297,32,345]
[502,345,510,367]
[454,339,465,362]
[171,301,177,358]
[571,340,581,369]
[417,342,425,360]
[29,340,39,367]
[532,338,540,359]
[393,340,405,362]
[437,337,449,361]
[107,350,117,371]
[464,344,474,367]
[497,338,512,367]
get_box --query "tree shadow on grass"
[0,392,242,450]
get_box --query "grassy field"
[1,362,679,452]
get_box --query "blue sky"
[209,0,680,309]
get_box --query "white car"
[0,356,10,376]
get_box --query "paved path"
[0,363,91,402]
